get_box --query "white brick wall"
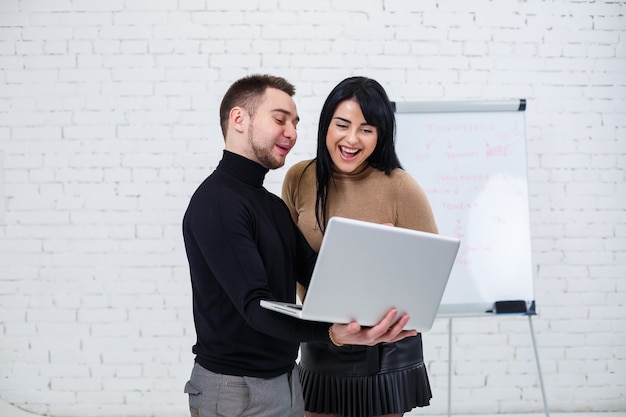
[0,0,624,416]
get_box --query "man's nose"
[285,123,297,140]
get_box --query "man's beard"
[248,125,285,170]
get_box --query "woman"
[281,76,439,417]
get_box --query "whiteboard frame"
[393,99,526,114]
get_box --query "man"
[182,74,415,417]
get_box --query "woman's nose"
[345,129,359,144]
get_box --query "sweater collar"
[331,163,375,182]
[217,150,268,188]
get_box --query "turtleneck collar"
[331,162,375,182]
[217,150,268,188]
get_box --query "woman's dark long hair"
[313,76,402,232]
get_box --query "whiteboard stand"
[443,302,549,417]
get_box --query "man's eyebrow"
[273,108,300,123]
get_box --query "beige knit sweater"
[282,159,438,300]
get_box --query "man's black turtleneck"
[183,150,329,378]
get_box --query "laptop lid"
[262,216,460,332]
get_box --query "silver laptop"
[260,216,460,332]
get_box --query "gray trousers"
[184,363,304,417]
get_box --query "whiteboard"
[394,100,534,317]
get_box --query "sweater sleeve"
[282,163,301,223]
[281,161,312,302]
[282,159,317,225]
[394,170,439,234]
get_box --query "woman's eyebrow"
[334,116,374,127]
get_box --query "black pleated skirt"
[298,335,432,417]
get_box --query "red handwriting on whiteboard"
[440,202,478,211]
[424,187,454,195]
[422,123,496,152]
[484,121,523,157]
[436,173,490,183]
[444,150,479,159]
[454,244,494,266]
[485,144,510,157]
[454,217,464,238]
[492,215,507,224]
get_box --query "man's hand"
[330,309,417,346]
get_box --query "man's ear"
[229,107,247,134]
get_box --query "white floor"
[0,399,623,417]
[0,400,41,417]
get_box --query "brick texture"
[0,0,624,416]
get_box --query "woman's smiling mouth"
[340,146,360,159]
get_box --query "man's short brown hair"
[219,74,296,138]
